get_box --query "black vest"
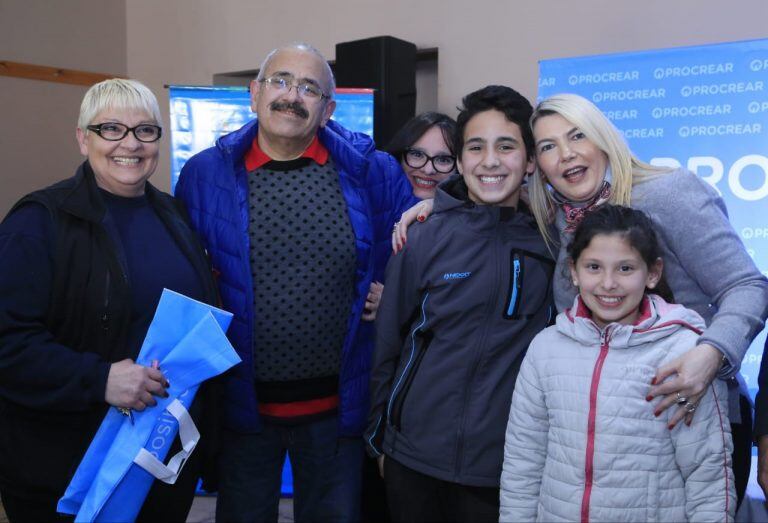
[0,162,218,499]
[13,162,217,362]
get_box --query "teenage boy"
[365,85,555,522]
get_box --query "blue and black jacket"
[366,174,555,487]
[176,119,416,436]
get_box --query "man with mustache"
[176,43,416,522]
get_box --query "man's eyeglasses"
[86,122,162,143]
[260,75,330,100]
[404,148,456,174]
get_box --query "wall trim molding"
[0,60,120,86]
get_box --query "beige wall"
[0,0,127,216]
[2,0,766,203]
[124,0,767,193]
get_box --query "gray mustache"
[270,101,309,119]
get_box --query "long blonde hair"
[528,93,666,246]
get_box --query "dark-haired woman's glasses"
[87,122,162,143]
[404,149,456,174]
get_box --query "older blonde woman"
[0,79,218,522]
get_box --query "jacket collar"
[58,161,107,222]
[244,134,329,171]
[432,173,538,229]
[217,118,370,184]
[59,161,165,223]
[559,294,705,348]
[566,295,652,326]
[318,120,369,185]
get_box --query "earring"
[572,280,578,286]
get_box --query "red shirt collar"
[244,134,329,171]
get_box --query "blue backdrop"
[539,38,768,398]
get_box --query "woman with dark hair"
[386,112,457,200]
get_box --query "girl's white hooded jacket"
[500,294,735,522]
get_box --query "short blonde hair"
[529,93,666,246]
[78,78,162,131]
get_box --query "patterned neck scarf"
[552,168,613,233]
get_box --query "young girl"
[500,205,735,522]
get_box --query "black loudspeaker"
[335,36,417,147]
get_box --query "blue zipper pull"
[507,255,521,316]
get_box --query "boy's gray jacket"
[501,295,735,522]
[366,175,554,487]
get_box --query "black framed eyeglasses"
[86,122,162,143]
[259,75,330,100]
[404,148,456,174]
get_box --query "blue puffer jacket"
[176,118,416,435]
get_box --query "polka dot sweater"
[248,157,356,406]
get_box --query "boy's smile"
[458,109,534,208]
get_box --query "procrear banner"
[538,38,768,398]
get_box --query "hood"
[433,173,471,213]
[215,119,260,163]
[323,119,375,156]
[557,294,706,348]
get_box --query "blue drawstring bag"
[57,289,240,522]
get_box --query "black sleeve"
[0,204,111,411]
[754,335,768,440]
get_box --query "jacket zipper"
[506,253,522,316]
[99,226,130,357]
[454,231,503,479]
[386,293,429,425]
[581,326,612,523]
[101,271,111,331]
[504,249,554,320]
